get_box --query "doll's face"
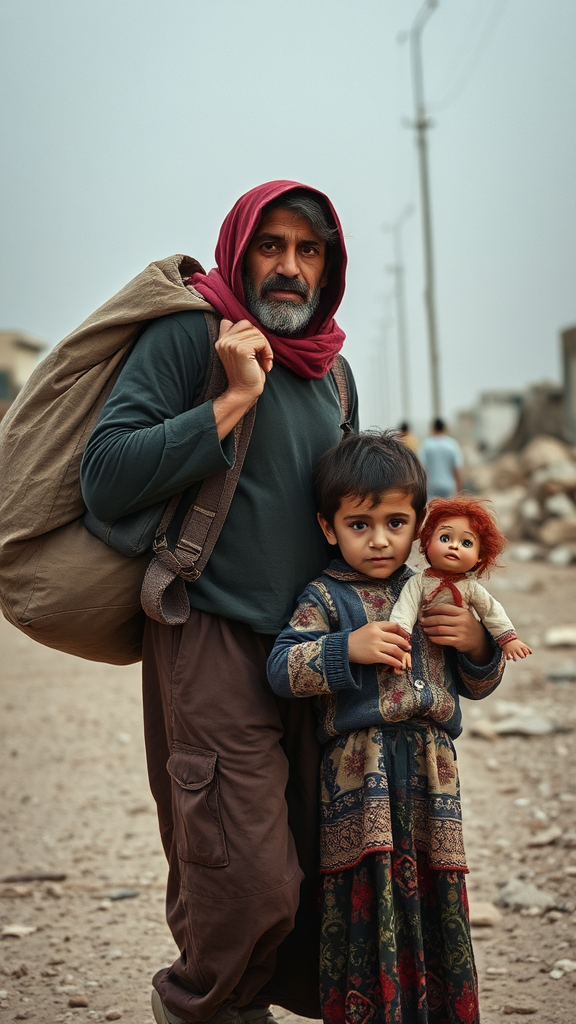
[426,516,481,574]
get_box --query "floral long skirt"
[319,725,479,1024]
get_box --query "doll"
[390,496,532,664]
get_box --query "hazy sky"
[1,0,575,433]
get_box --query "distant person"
[421,417,463,497]
[398,420,418,452]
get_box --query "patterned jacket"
[267,558,505,743]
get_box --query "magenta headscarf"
[191,180,347,379]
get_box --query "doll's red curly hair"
[419,497,506,577]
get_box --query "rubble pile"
[465,434,576,565]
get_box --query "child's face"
[426,516,480,574]
[318,489,418,579]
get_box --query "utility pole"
[407,0,442,419]
[384,206,413,424]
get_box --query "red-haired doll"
[391,496,532,663]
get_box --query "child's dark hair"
[314,429,427,525]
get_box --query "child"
[267,431,505,1024]
[390,496,532,665]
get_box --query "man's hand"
[420,603,491,666]
[213,319,274,440]
[348,621,411,671]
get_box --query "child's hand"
[393,649,412,675]
[420,603,491,665]
[501,638,533,661]
[348,621,411,670]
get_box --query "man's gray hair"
[264,188,339,246]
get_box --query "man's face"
[242,207,329,335]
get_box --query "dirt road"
[1,556,576,1022]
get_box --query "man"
[420,417,464,498]
[81,181,358,1024]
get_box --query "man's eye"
[389,519,404,529]
[301,246,319,256]
[350,521,367,531]
[261,243,280,253]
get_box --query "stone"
[105,1013,123,1021]
[105,889,139,901]
[526,826,563,847]
[549,968,564,979]
[539,517,576,547]
[544,492,576,517]
[507,542,543,561]
[494,715,558,736]
[520,497,542,522]
[468,900,502,927]
[69,995,89,1008]
[470,720,497,740]
[498,877,558,912]
[545,626,576,647]
[563,832,576,847]
[1,924,36,937]
[547,660,576,681]
[503,1005,537,1015]
[554,958,576,972]
[547,544,576,566]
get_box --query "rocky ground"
[1,554,576,1023]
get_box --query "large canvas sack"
[0,255,214,665]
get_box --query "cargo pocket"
[167,743,229,868]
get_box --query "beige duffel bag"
[0,256,213,665]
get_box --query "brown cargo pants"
[142,610,322,1023]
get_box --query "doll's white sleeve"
[389,573,424,634]
[466,580,518,646]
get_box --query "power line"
[429,0,508,112]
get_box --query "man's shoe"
[151,989,243,1024]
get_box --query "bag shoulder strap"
[330,353,352,433]
[141,331,351,626]
[141,312,256,625]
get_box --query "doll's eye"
[439,533,450,543]
[462,538,474,548]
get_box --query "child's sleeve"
[267,584,361,699]
[454,637,505,701]
[466,580,519,647]
[389,573,423,634]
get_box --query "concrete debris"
[465,435,576,554]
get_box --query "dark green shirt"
[81,311,358,634]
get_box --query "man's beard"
[242,272,321,336]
